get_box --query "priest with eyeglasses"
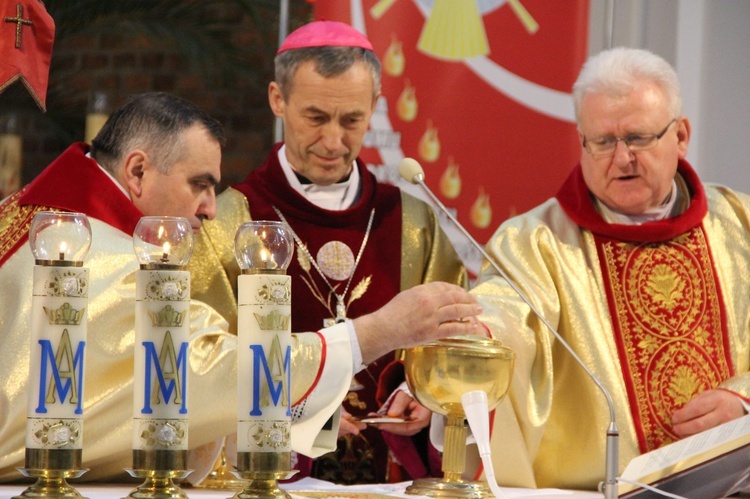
[466,47,750,491]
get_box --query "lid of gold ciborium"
[405,336,514,417]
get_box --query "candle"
[234,221,294,469]
[132,217,193,471]
[26,211,91,470]
[84,91,111,144]
[0,131,22,198]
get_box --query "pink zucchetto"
[277,20,373,54]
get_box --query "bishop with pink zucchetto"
[278,20,373,53]
[188,19,467,486]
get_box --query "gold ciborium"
[405,336,514,498]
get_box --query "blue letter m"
[141,334,188,415]
[36,330,85,415]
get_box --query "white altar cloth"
[0,477,601,499]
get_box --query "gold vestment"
[472,169,750,490]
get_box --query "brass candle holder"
[125,451,191,499]
[13,450,88,499]
[404,336,514,498]
[231,452,296,499]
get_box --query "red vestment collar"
[233,142,384,228]
[555,159,708,242]
[19,143,144,236]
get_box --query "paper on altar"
[283,477,599,498]
[620,413,750,483]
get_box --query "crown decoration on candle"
[145,273,189,301]
[257,281,291,304]
[43,302,86,325]
[138,420,187,448]
[30,420,81,447]
[249,421,290,449]
[44,270,88,297]
[148,304,185,328]
[253,309,291,331]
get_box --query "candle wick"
[59,252,65,260]
[161,252,169,263]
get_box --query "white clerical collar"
[597,180,679,225]
[88,151,131,200]
[277,144,360,211]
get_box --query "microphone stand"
[405,167,619,499]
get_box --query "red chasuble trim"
[19,143,144,236]
[595,227,732,452]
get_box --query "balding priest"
[189,20,467,484]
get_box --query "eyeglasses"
[582,119,676,158]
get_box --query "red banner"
[314,0,589,273]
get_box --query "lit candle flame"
[59,241,67,260]
[161,241,171,263]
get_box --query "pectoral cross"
[323,296,348,328]
[5,4,33,49]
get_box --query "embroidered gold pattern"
[601,228,731,451]
[0,190,57,265]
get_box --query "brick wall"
[0,0,313,194]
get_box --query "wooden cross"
[4,3,33,49]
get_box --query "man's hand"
[353,282,483,365]
[338,408,367,438]
[371,390,431,437]
[671,389,746,438]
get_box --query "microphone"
[399,157,620,499]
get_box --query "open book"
[618,414,750,498]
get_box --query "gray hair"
[274,46,381,102]
[572,47,682,123]
[91,92,225,175]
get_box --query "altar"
[0,477,601,499]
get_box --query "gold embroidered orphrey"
[600,227,732,452]
[272,206,375,327]
[0,190,57,265]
